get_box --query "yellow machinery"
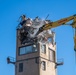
[36,14,76,51]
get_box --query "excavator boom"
[38,15,76,31]
[37,14,76,51]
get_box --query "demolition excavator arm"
[37,14,76,51]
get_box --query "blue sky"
[0,0,76,75]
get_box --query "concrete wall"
[16,58,39,75]
[39,59,56,75]
[15,30,40,75]
[39,43,56,75]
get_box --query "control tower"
[7,15,57,75]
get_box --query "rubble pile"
[17,15,55,45]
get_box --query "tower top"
[17,16,55,45]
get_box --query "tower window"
[19,44,37,55]
[41,45,46,54]
[49,49,55,62]
[19,63,23,72]
[41,61,46,70]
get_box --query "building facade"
[15,29,56,75]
